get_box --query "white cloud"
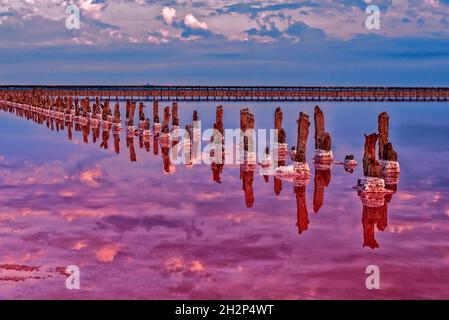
[184,13,208,30]
[162,6,176,25]
[78,0,105,20]
[0,0,448,47]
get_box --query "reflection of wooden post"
[211,163,223,183]
[295,186,309,234]
[127,136,137,162]
[139,134,144,149]
[67,122,72,141]
[362,207,381,249]
[313,169,331,213]
[296,112,310,162]
[184,124,193,164]
[113,132,120,154]
[162,145,171,173]
[378,112,389,159]
[153,134,159,156]
[100,127,110,149]
[82,125,89,143]
[92,126,100,143]
[241,168,254,208]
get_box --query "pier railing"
[1,85,448,102]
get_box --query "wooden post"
[295,112,310,162]
[172,102,178,125]
[378,112,389,159]
[153,100,159,123]
[314,106,325,149]
[129,101,136,127]
[274,107,282,131]
[139,102,145,122]
[363,133,382,177]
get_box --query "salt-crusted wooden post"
[163,106,170,128]
[362,133,381,177]
[113,101,121,127]
[210,106,224,183]
[314,106,325,150]
[295,112,310,163]
[313,106,333,163]
[378,112,400,185]
[240,108,249,131]
[381,142,398,162]
[238,108,255,207]
[139,102,145,122]
[184,124,193,165]
[128,101,136,129]
[125,99,131,125]
[378,112,389,160]
[273,107,286,196]
[138,102,146,132]
[274,128,286,196]
[172,102,178,126]
[153,100,159,123]
[274,107,282,131]
[215,105,223,135]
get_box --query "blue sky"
[0,0,448,85]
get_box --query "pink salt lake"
[0,102,448,299]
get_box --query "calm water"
[0,102,448,299]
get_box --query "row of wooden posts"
[0,92,398,174]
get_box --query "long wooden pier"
[1,85,449,102]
